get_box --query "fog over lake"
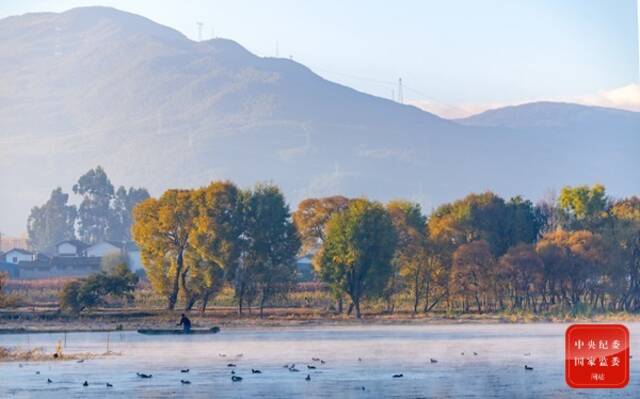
[1,323,639,398]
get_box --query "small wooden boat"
[137,326,220,335]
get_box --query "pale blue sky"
[2,0,638,110]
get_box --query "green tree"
[315,199,397,318]
[187,181,245,312]
[558,184,608,230]
[73,166,115,243]
[59,264,138,313]
[132,189,198,310]
[27,188,77,251]
[241,184,300,317]
[608,197,640,311]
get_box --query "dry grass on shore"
[0,346,119,362]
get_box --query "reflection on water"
[1,323,638,398]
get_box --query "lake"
[0,323,638,398]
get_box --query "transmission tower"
[196,22,203,41]
[397,78,404,104]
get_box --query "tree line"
[27,166,149,251]
[132,181,639,318]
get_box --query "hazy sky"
[1,0,639,116]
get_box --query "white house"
[3,248,35,264]
[56,240,89,257]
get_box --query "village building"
[1,240,142,279]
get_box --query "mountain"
[0,7,638,234]
[457,101,640,129]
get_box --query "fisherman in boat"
[177,313,192,333]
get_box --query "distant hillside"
[457,101,640,129]
[0,6,638,234]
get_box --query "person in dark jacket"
[177,313,192,333]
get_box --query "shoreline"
[2,307,640,334]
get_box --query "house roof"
[4,248,34,256]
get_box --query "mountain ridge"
[0,6,638,235]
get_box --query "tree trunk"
[337,295,343,314]
[200,292,210,313]
[354,299,361,319]
[237,285,244,315]
[180,266,195,311]
[167,251,184,310]
[259,290,267,318]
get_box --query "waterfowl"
[361,386,366,391]
[231,370,236,375]
[251,369,262,374]
[430,358,438,363]
[35,371,40,375]
[47,378,52,384]
[137,372,153,379]
[227,363,236,367]
[312,357,320,362]
[218,353,227,357]
[83,381,89,387]
[289,366,300,372]
[460,352,464,356]
[307,365,316,369]
[305,374,311,381]
[181,380,191,384]
[77,359,84,363]
[524,353,531,356]
[231,375,243,382]
[358,357,362,362]
[320,360,326,364]
[181,369,189,373]
[473,352,478,356]
[392,374,403,378]
[106,383,113,388]
[524,365,533,371]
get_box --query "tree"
[100,252,129,273]
[293,196,350,254]
[315,199,397,318]
[608,197,640,311]
[59,264,138,313]
[450,240,494,313]
[497,244,543,312]
[27,188,77,251]
[73,166,114,244]
[536,229,606,309]
[109,186,150,241]
[0,272,6,305]
[428,192,510,257]
[132,189,198,310]
[188,181,245,312]
[387,200,428,314]
[558,184,609,230]
[505,196,543,244]
[240,184,300,317]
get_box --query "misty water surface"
[1,323,639,398]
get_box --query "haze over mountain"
[0,6,638,235]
